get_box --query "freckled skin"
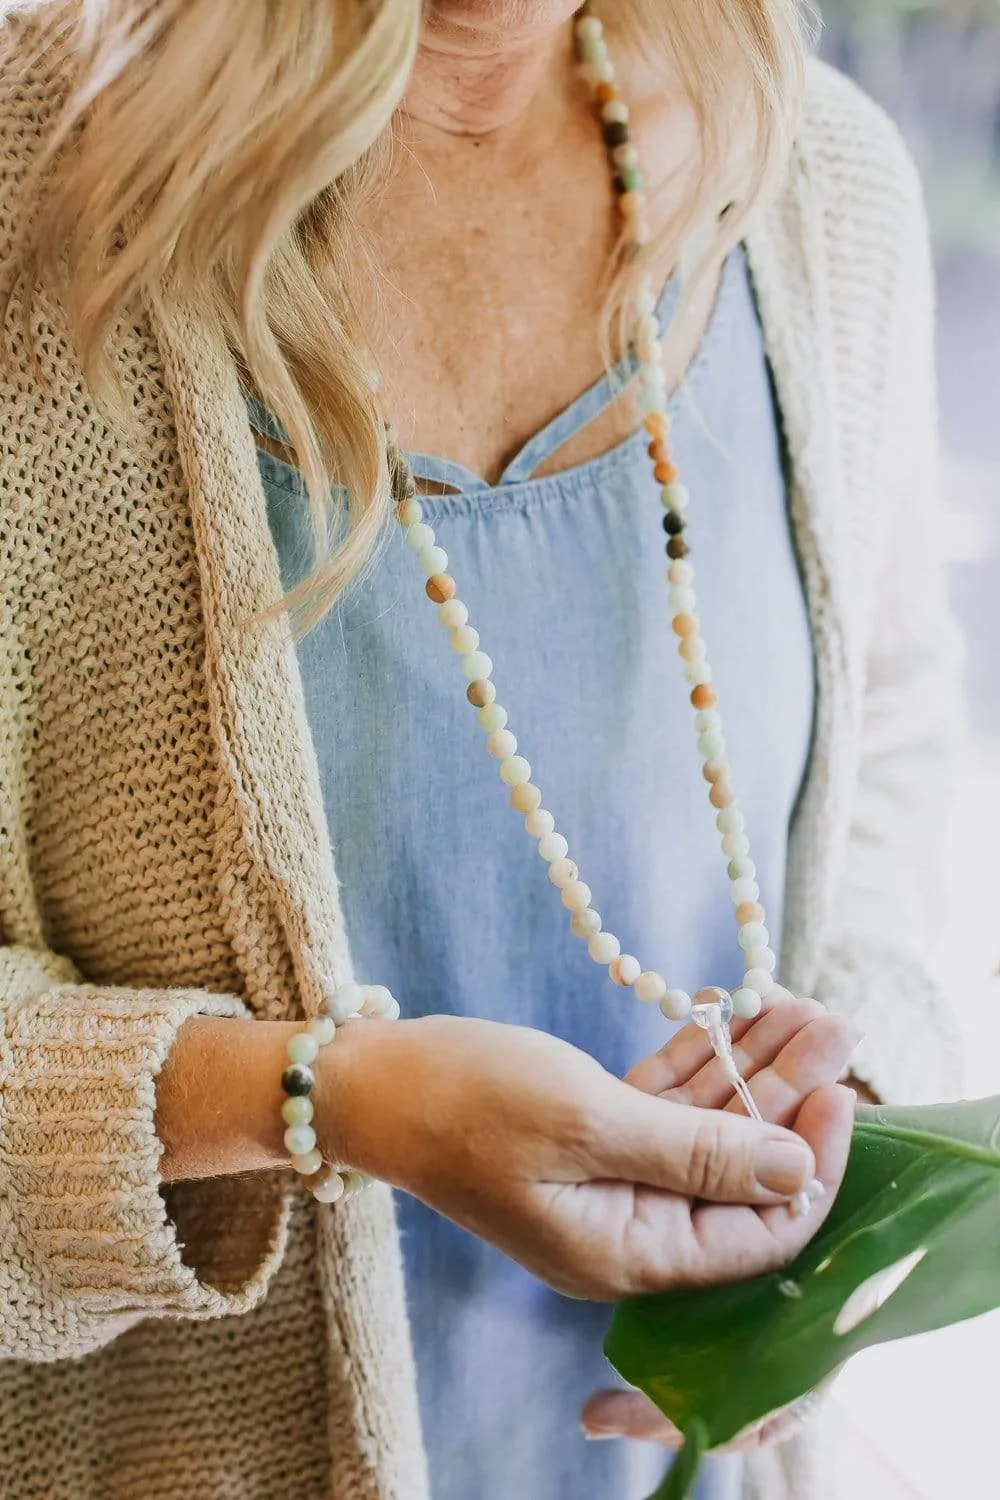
[353,4,723,487]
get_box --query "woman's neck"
[404,8,577,140]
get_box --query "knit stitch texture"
[0,11,964,1499]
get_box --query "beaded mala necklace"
[282,3,818,1215]
[385,5,818,1215]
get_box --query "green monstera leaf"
[605,1098,1000,1500]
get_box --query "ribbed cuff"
[815,941,965,1106]
[1,979,291,1361]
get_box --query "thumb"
[594,1087,817,1206]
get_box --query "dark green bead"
[281,1063,315,1096]
[615,166,644,194]
[662,513,685,536]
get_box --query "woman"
[0,2,963,1499]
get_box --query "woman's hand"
[580,992,858,1443]
[319,1004,855,1302]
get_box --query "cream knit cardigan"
[0,14,965,1500]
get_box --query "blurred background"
[818,3,1000,1495]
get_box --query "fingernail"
[754,1139,813,1196]
[581,1427,619,1442]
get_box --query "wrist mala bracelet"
[280,980,400,1204]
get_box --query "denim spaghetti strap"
[408,274,681,492]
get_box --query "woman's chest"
[263,250,815,1005]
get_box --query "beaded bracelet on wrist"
[280,981,399,1203]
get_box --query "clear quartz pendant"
[690,989,815,1218]
[690,987,734,1031]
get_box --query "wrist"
[313,1015,397,1179]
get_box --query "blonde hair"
[14,0,808,631]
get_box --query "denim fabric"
[255,246,814,1500]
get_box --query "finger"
[667,1000,842,1110]
[688,1082,855,1279]
[580,1390,682,1448]
[723,1015,860,1126]
[594,1087,817,1206]
[627,993,825,1102]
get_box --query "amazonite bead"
[438,598,468,629]
[500,755,531,787]
[405,521,435,553]
[696,709,722,733]
[284,1124,317,1157]
[478,702,508,732]
[364,984,396,1017]
[570,908,602,939]
[487,728,517,761]
[617,166,644,195]
[561,879,592,912]
[312,1171,347,1205]
[328,981,365,1024]
[732,988,764,1020]
[686,662,712,686]
[610,954,641,987]
[730,877,761,904]
[579,31,606,62]
[601,100,629,125]
[738,922,769,952]
[662,482,690,514]
[634,970,667,1004]
[698,729,725,761]
[537,832,569,862]
[723,832,751,859]
[511,782,542,813]
[668,586,696,615]
[282,1095,314,1127]
[716,807,744,836]
[679,635,708,664]
[745,967,777,996]
[728,856,757,881]
[292,1147,323,1177]
[746,947,777,973]
[307,1015,336,1046]
[420,546,449,576]
[588,932,621,964]
[576,14,603,42]
[286,1032,319,1066]
[668,557,693,585]
[339,1170,372,1199]
[397,496,422,526]
[525,808,555,839]
[547,858,579,888]
[462,651,494,682]
[661,989,693,1021]
[450,624,480,655]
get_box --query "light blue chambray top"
[251,246,814,1500]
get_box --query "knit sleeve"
[0,944,292,1363]
[812,138,965,1108]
